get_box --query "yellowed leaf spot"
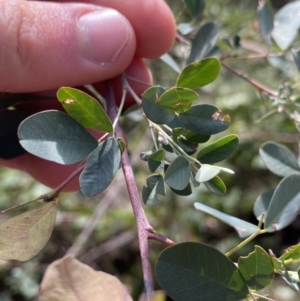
[39,256,133,301]
[0,201,57,261]
[63,99,75,104]
[222,114,231,122]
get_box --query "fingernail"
[77,9,129,65]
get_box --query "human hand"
[0,0,176,190]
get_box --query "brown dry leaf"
[38,256,133,301]
[0,201,57,261]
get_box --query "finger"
[0,155,80,191]
[66,0,176,58]
[10,57,151,112]
[1,0,136,92]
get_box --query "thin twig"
[0,161,85,213]
[225,229,267,257]
[80,230,135,264]
[44,162,85,202]
[151,122,200,165]
[124,74,152,87]
[0,195,44,214]
[252,292,275,301]
[66,173,123,257]
[123,76,142,105]
[113,88,126,130]
[105,81,154,299]
[221,62,279,97]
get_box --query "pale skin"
[0,0,176,190]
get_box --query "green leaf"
[195,164,221,183]
[177,58,221,89]
[179,105,229,136]
[265,173,300,232]
[80,138,121,197]
[194,202,259,238]
[170,183,192,196]
[165,156,190,190]
[142,174,165,206]
[185,131,210,143]
[18,110,98,165]
[0,202,57,261]
[117,138,126,154]
[140,149,155,161]
[238,246,274,291]
[57,87,113,133]
[182,0,205,19]
[171,128,184,143]
[271,1,300,50]
[158,87,198,113]
[190,171,200,187]
[269,250,285,273]
[162,143,174,153]
[177,137,198,155]
[197,134,239,164]
[156,242,249,301]
[172,128,198,155]
[187,23,219,63]
[280,243,300,267]
[280,270,299,292]
[166,115,183,129]
[142,86,175,124]
[148,150,165,173]
[257,0,274,45]
[204,176,226,194]
[253,189,274,222]
[259,142,300,177]
[292,48,300,73]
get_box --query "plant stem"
[252,292,276,301]
[221,62,279,97]
[105,81,154,300]
[0,196,43,214]
[151,121,200,165]
[122,75,142,105]
[80,230,135,264]
[0,162,85,213]
[66,173,123,257]
[45,164,85,201]
[225,229,267,257]
[112,87,126,130]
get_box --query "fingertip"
[133,0,176,58]
[87,0,176,58]
[1,1,137,92]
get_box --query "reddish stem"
[221,62,279,97]
[105,81,154,299]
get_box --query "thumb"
[0,0,136,92]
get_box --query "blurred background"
[1,0,300,300]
